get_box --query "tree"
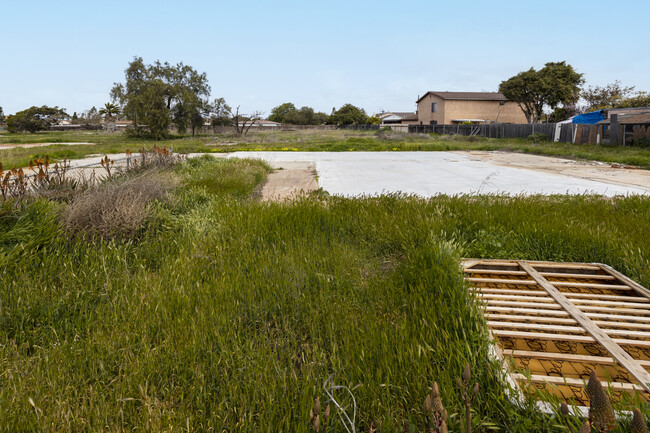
[366,116,381,125]
[111,57,212,139]
[268,103,297,123]
[99,102,120,121]
[499,61,584,123]
[328,104,368,126]
[232,106,262,135]
[622,91,650,108]
[581,81,636,111]
[0,107,4,126]
[268,103,329,125]
[208,97,232,131]
[6,106,68,133]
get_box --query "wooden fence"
[408,123,562,141]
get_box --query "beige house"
[416,91,527,125]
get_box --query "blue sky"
[1,0,649,116]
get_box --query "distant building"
[415,91,527,125]
[237,119,281,128]
[376,112,419,125]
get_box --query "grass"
[1,128,650,170]
[1,155,649,431]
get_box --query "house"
[376,112,419,125]
[415,91,527,125]
[237,119,281,128]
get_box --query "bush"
[61,171,176,239]
[527,132,548,143]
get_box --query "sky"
[1,0,649,117]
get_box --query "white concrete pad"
[226,152,649,197]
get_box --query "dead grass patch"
[62,171,178,239]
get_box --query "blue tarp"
[572,110,605,124]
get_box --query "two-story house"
[416,91,527,125]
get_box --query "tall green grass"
[0,156,649,431]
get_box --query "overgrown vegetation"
[1,154,649,430]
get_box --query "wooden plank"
[487,314,650,331]
[569,299,650,309]
[507,350,650,368]
[540,272,616,281]
[478,294,553,302]
[464,259,601,271]
[512,373,645,392]
[527,261,602,271]
[599,264,650,301]
[564,293,650,303]
[551,281,631,291]
[576,305,650,315]
[490,321,650,340]
[519,261,650,393]
[488,321,585,334]
[493,329,596,343]
[493,329,650,349]
[487,305,650,322]
[483,300,563,310]
[461,259,482,269]
[474,288,551,296]
[486,306,569,316]
[464,269,528,276]
[477,288,648,303]
[468,277,537,285]
[487,314,577,325]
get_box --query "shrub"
[61,171,176,239]
[527,132,548,143]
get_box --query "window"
[431,102,438,113]
[430,120,437,125]
[499,101,505,106]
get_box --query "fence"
[201,124,338,134]
[407,123,562,141]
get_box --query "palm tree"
[99,103,120,122]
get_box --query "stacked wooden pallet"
[463,259,650,406]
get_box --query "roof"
[598,113,650,125]
[416,91,507,103]
[376,111,415,119]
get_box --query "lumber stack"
[463,259,650,406]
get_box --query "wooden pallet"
[462,259,650,407]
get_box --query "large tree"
[111,57,211,139]
[499,61,584,123]
[5,106,68,133]
[581,81,636,111]
[328,104,368,126]
[268,103,297,123]
[268,102,328,125]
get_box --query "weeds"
[1,159,650,430]
[61,171,177,239]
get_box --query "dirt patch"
[260,161,318,201]
[458,151,650,191]
[0,142,95,150]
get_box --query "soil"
[260,161,318,201]
[459,151,650,191]
[0,142,95,150]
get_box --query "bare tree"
[232,106,263,135]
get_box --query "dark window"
[431,102,438,113]
[430,120,437,125]
[499,101,505,106]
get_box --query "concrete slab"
[226,151,650,197]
